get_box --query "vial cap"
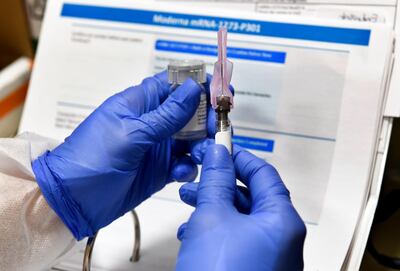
[168,60,207,85]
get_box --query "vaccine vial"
[168,60,207,140]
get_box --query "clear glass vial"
[168,60,207,140]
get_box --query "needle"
[210,27,234,154]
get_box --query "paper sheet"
[21,1,394,270]
[343,117,393,270]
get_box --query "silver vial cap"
[168,60,207,85]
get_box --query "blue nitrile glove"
[176,144,306,271]
[32,72,207,240]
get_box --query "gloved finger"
[189,138,214,164]
[177,222,188,241]
[207,106,216,137]
[232,145,291,210]
[179,182,198,206]
[170,133,212,161]
[138,78,202,142]
[233,146,306,246]
[179,182,252,214]
[188,128,233,165]
[169,155,198,183]
[118,71,170,115]
[197,144,236,207]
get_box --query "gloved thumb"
[169,155,198,183]
[197,144,236,207]
[139,78,201,141]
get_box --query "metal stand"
[82,234,97,271]
[82,210,141,271]
[130,209,141,262]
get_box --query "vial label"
[175,92,207,140]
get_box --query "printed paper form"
[158,0,400,115]
[21,1,394,269]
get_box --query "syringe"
[210,27,233,153]
[215,95,232,153]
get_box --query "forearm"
[0,134,75,270]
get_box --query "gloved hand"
[32,72,206,240]
[176,144,306,271]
